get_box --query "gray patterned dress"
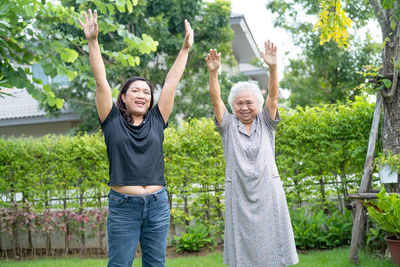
[216,108,298,267]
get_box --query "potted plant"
[364,188,400,265]
[374,151,400,184]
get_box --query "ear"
[121,93,126,103]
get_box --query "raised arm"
[79,9,112,123]
[158,20,194,124]
[261,40,279,119]
[205,49,226,125]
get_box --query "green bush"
[291,208,353,249]
[277,95,375,207]
[172,223,216,252]
[0,96,376,252]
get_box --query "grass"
[0,247,395,267]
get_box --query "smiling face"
[121,80,152,118]
[233,89,259,124]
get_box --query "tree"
[313,0,400,263]
[110,0,236,125]
[266,0,381,107]
[316,0,400,189]
[0,0,158,117]
[1,0,236,132]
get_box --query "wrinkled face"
[233,89,259,124]
[122,80,152,117]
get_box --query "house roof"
[230,14,261,63]
[0,88,46,120]
[0,88,79,126]
[230,14,268,88]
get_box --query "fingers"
[93,9,97,23]
[88,9,93,22]
[205,49,221,61]
[184,19,190,33]
[184,19,194,37]
[80,9,97,26]
[264,40,277,52]
[78,17,84,27]
[83,11,88,23]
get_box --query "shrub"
[291,207,352,249]
[172,223,216,252]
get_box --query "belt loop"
[154,194,158,201]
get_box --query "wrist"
[181,46,190,52]
[208,69,219,74]
[88,38,99,44]
[268,65,278,72]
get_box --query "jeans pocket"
[108,194,127,207]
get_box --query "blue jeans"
[107,187,170,267]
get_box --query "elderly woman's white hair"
[228,81,264,112]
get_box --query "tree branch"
[66,98,96,106]
[73,44,87,57]
[369,0,389,32]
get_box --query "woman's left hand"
[261,40,277,68]
[183,19,194,49]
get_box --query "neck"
[132,115,143,126]
[244,122,252,134]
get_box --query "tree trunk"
[381,13,400,193]
[370,0,400,192]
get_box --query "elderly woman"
[205,42,298,267]
[79,9,193,267]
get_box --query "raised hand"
[79,9,98,41]
[205,49,221,72]
[183,19,194,49]
[261,40,277,68]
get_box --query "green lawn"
[0,247,395,267]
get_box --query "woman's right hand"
[79,9,98,41]
[205,49,221,73]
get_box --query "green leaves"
[172,223,216,252]
[60,48,79,63]
[1,0,162,115]
[291,208,353,249]
[276,96,374,206]
[365,188,400,239]
[383,79,392,89]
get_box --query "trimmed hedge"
[0,96,375,253]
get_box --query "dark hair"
[116,76,154,124]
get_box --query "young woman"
[205,42,298,266]
[79,9,193,267]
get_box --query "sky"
[229,0,382,80]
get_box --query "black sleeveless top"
[100,103,167,186]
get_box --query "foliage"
[0,202,107,250]
[365,223,387,255]
[266,0,381,108]
[314,0,352,48]
[0,0,234,132]
[0,132,109,211]
[364,187,400,239]
[314,0,400,48]
[0,0,157,114]
[291,207,353,249]
[374,150,400,173]
[0,97,378,254]
[276,95,375,207]
[164,118,225,236]
[172,223,216,252]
